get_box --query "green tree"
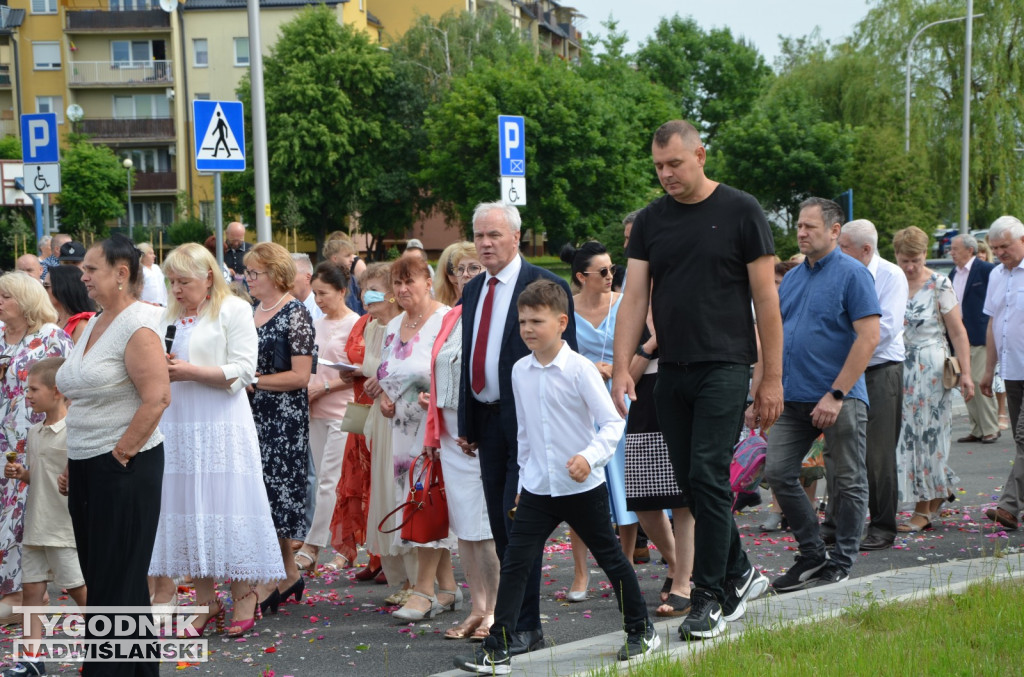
[635,15,773,142]
[0,136,21,159]
[58,140,127,236]
[224,6,393,245]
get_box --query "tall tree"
[58,139,127,236]
[224,6,393,244]
[635,15,772,143]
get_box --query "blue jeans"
[765,400,869,571]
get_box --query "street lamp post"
[903,12,983,153]
[123,157,134,232]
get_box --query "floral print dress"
[896,273,960,503]
[0,324,72,594]
[376,306,453,549]
[252,300,314,539]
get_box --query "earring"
[118,283,123,291]
[206,293,211,300]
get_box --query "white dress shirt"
[983,258,1024,380]
[868,254,908,366]
[470,254,522,403]
[512,342,625,497]
[952,256,975,302]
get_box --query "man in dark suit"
[458,201,577,655]
[949,234,1000,443]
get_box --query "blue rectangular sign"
[194,100,246,172]
[498,115,525,177]
[20,114,60,164]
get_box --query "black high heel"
[259,589,281,616]
[280,576,305,603]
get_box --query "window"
[127,148,171,173]
[31,0,58,14]
[112,40,153,66]
[193,39,208,68]
[199,201,214,226]
[194,93,210,100]
[233,38,249,67]
[132,202,175,228]
[36,96,65,124]
[113,94,170,119]
[32,42,61,70]
[110,0,156,10]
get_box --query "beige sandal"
[294,548,318,571]
[897,511,933,533]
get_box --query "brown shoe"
[956,434,982,443]
[632,547,651,564]
[985,507,1019,530]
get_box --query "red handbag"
[378,451,449,544]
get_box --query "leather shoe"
[859,534,894,551]
[956,434,982,443]
[508,629,545,656]
[986,507,1019,530]
[981,432,1001,444]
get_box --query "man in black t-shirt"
[612,120,784,641]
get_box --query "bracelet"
[636,345,657,360]
[114,446,131,461]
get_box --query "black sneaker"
[813,561,849,586]
[771,554,828,592]
[617,623,661,661]
[1,661,47,677]
[677,588,725,640]
[722,566,769,621]
[454,645,511,674]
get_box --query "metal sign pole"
[247,0,271,242]
[214,171,224,270]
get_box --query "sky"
[574,0,874,66]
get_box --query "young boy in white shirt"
[454,279,658,674]
[4,358,86,677]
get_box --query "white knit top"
[56,302,165,461]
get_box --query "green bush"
[167,218,210,246]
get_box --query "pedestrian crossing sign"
[193,100,246,172]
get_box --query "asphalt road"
[3,405,1018,677]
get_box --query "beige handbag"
[340,402,371,434]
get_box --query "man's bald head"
[16,254,43,280]
[226,222,246,249]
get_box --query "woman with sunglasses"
[558,242,638,600]
[0,272,73,624]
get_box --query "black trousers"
[473,401,541,632]
[486,486,650,651]
[68,444,163,677]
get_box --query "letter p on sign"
[497,115,525,177]
[503,122,519,159]
[29,121,49,157]
[20,113,60,164]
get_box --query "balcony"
[69,61,172,87]
[133,171,177,192]
[0,65,10,88]
[79,117,174,141]
[66,10,170,33]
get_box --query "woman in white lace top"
[56,234,170,677]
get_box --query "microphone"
[164,325,177,355]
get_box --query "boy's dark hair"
[517,279,568,316]
[29,357,65,388]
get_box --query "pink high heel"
[181,598,224,637]
[227,587,261,638]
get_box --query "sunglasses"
[580,265,616,278]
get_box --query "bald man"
[223,221,252,280]
[16,254,43,280]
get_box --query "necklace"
[404,311,424,329]
[259,293,289,313]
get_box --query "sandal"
[897,511,933,533]
[659,577,673,603]
[294,548,318,572]
[444,614,485,640]
[655,593,691,617]
[320,556,352,573]
[469,615,494,642]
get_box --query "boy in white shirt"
[454,280,658,674]
[4,358,86,677]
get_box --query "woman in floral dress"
[893,227,975,533]
[0,271,72,621]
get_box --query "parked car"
[969,229,990,244]
[926,258,955,278]
[932,227,958,258]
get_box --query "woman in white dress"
[148,243,283,637]
[137,243,167,307]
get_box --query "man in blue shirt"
[766,197,880,592]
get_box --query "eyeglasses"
[244,270,264,281]
[580,266,616,278]
[456,264,484,277]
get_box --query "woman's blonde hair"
[0,272,58,332]
[137,242,154,256]
[244,242,296,293]
[323,237,358,261]
[434,241,476,306]
[360,262,392,294]
[162,243,232,320]
[892,226,929,257]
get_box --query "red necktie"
[472,278,499,394]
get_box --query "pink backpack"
[730,433,767,498]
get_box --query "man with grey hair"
[837,219,908,550]
[949,233,999,443]
[981,215,1024,530]
[40,233,70,281]
[455,201,576,665]
[16,254,43,281]
[37,235,52,260]
[291,253,325,322]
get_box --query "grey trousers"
[966,344,1000,437]
[997,380,1024,516]
[765,399,868,571]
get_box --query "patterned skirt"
[624,372,688,511]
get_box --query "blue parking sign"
[20,114,60,164]
[498,115,525,177]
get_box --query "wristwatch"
[324,381,331,393]
[251,376,259,388]
[830,389,845,401]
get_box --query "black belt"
[866,360,902,373]
[476,400,501,413]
